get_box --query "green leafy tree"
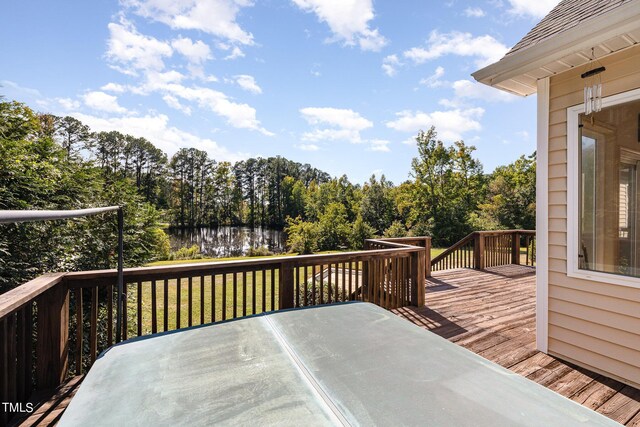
[360,174,394,234]
[350,214,375,249]
[410,127,486,245]
[285,216,318,254]
[477,153,536,230]
[317,202,351,250]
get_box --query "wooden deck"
[393,265,640,426]
[13,265,640,426]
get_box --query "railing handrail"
[62,245,426,283]
[475,229,535,236]
[0,272,66,318]
[431,233,476,265]
[431,229,536,272]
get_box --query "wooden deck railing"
[431,230,535,272]
[0,238,429,425]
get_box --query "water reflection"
[168,226,287,258]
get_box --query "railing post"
[410,249,425,307]
[474,232,485,270]
[424,237,432,278]
[512,231,521,265]
[362,241,370,302]
[35,283,69,389]
[279,262,295,310]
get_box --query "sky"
[0,0,560,184]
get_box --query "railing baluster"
[107,284,113,346]
[271,269,276,311]
[188,276,193,327]
[176,277,181,329]
[222,274,227,321]
[163,279,169,332]
[123,282,128,341]
[137,281,142,337]
[327,264,332,304]
[252,271,257,314]
[304,265,309,306]
[90,286,98,365]
[76,288,83,374]
[211,274,216,323]
[312,265,317,305]
[151,280,157,334]
[342,262,346,302]
[242,272,247,317]
[200,275,205,325]
[16,305,32,401]
[233,273,238,319]
[261,270,266,313]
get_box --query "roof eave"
[472,1,640,96]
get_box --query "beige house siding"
[547,43,640,389]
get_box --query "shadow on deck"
[393,265,640,426]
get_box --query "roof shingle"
[506,0,633,57]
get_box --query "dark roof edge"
[472,1,640,89]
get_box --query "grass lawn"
[127,271,282,337]
[130,254,355,337]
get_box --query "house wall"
[547,43,640,388]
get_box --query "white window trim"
[567,87,640,289]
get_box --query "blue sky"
[1,0,559,184]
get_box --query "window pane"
[578,99,640,277]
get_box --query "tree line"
[0,98,536,291]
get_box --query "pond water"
[168,226,287,258]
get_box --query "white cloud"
[82,91,128,114]
[300,107,373,143]
[224,46,245,60]
[386,108,484,141]
[382,54,401,77]
[171,37,212,63]
[368,139,390,152]
[106,20,173,74]
[73,112,242,162]
[451,79,517,102]
[124,0,255,45]
[57,97,81,111]
[507,0,559,18]
[464,7,485,17]
[234,74,262,94]
[100,82,127,93]
[403,31,508,68]
[420,66,446,88]
[0,80,42,97]
[162,94,192,115]
[292,0,387,51]
[157,83,272,135]
[297,143,320,151]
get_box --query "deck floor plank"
[393,266,640,426]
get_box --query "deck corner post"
[512,231,521,265]
[410,249,426,307]
[35,282,69,389]
[362,241,370,302]
[474,232,485,270]
[279,261,295,309]
[424,237,432,278]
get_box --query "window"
[568,88,640,287]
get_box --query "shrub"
[383,220,407,238]
[167,245,202,260]
[247,246,273,257]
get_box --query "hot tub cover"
[59,302,619,426]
